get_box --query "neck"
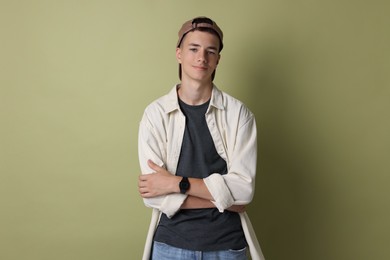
[178,79,213,105]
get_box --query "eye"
[189,48,198,52]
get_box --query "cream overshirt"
[138,85,265,260]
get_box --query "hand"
[227,204,246,213]
[138,160,179,198]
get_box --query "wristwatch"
[179,177,190,194]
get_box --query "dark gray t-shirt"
[153,98,246,251]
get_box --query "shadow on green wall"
[241,39,321,259]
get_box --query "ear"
[176,48,182,64]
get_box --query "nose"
[197,50,207,63]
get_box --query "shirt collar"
[209,84,224,110]
[164,84,225,114]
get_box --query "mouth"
[193,66,208,71]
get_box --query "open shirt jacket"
[138,85,265,260]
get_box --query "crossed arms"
[138,159,246,213]
[138,101,257,218]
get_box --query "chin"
[193,73,213,81]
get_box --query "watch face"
[180,182,189,189]
[180,177,190,193]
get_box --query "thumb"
[147,160,161,171]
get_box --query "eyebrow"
[188,43,218,51]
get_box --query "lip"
[193,66,208,70]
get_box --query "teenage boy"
[138,16,265,260]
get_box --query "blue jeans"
[152,241,248,260]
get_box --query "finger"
[138,187,148,194]
[139,174,149,181]
[147,160,161,171]
[140,191,153,198]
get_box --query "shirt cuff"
[160,193,187,218]
[204,173,234,212]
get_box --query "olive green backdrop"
[1,1,389,259]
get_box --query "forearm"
[186,177,213,201]
[156,174,214,201]
[139,160,213,201]
[181,195,215,209]
[181,195,247,213]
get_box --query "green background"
[1,1,389,259]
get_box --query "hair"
[179,16,223,52]
[179,27,223,52]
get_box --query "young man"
[138,17,265,260]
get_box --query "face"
[176,30,221,83]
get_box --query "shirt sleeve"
[204,110,257,212]
[138,111,187,218]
